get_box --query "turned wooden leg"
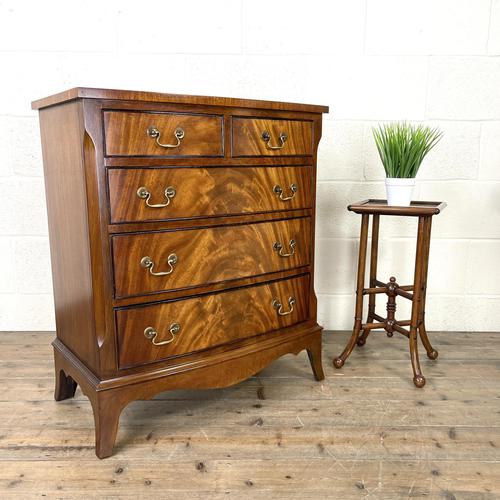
[358,214,379,347]
[54,368,78,401]
[89,391,125,459]
[334,214,369,368]
[409,217,427,388]
[306,334,325,381]
[418,217,438,360]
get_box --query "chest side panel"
[39,101,99,373]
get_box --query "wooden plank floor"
[0,331,499,499]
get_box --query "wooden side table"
[333,199,447,387]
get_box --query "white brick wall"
[0,0,498,332]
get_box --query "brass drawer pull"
[137,186,176,208]
[144,323,181,346]
[147,126,185,148]
[272,296,296,316]
[273,183,297,201]
[261,131,288,150]
[140,254,178,276]
[273,239,296,257]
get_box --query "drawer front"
[112,218,311,298]
[104,111,224,157]
[108,166,312,223]
[232,117,313,157]
[116,274,310,368]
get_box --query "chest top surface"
[31,87,329,114]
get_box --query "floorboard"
[0,330,499,499]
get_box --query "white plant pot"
[385,178,416,207]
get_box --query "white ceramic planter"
[385,178,416,207]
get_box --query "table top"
[348,199,446,216]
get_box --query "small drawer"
[112,218,311,299]
[108,166,312,223]
[115,274,310,368]
[103,111,224,157]
[232,117,313,157]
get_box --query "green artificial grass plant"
[372,122,443,178]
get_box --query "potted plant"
[372,122,443,206]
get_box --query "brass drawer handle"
[147,126,185,148]
[273,183,297,201]
[137,186,176,208]
[144,323,181,346]
[272,296,296,316]
[261,131,288,150]
[273,239,296,257]
[140,254,178,276]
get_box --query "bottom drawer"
[115,274,310,369]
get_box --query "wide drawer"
[108,166,311,223]
[103,111,224,157]
[112,217,311,299]
[115,274,310,368]
[232,117,313,157]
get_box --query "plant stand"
[333,199,446,388]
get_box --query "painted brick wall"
[0,0,498,331]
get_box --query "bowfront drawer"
[232,117,313,157]
[108,166,312,223]
[104,111,224,157]
[112,218,311,298]
[116,274,309,368]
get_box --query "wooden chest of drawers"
[32,88,328,458]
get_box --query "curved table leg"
[334,322,362,369]
[419,216,438,360]
[419,323,438,360]
[356,322,371,347]
[409,216,429,388]
[410,328,426,388]
[334,214,369,368]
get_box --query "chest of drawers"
[32,88,328,458]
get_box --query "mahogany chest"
[32,88,328,458]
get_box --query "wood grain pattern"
[116,275,310,368]
[34,89,326,458]
[112,217,311,299]
[108,166,312,223]
[37,101,100,373]
[104,111,224,157]
[0,331,499,497]
[232,117,313,157]
[31,86,329,113]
